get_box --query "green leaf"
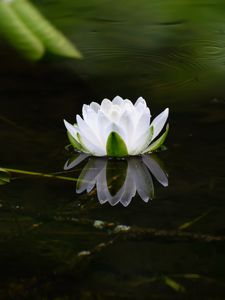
[106,132,128,157]
[142,124,169,153]
[11,0,82,59]
[0,168,10,186]
[0,1,44,60]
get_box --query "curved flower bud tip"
[63,96,169,157]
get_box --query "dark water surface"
[0,0,225,299]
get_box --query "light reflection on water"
[64,154,168,206]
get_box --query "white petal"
[77,115,101,146]
[90,102,100,113]
[134,108,151,141]
[82,105,98,132]
[123,99,134,109]
[118,111,135,149]
[109,109,121,122]
[130,128,151,155]
[100,98,112,113]
[151,108,169,140]
[82,104,89,117]
[63,119,79,141]
[96,111,111,146]
[77,115,105,155]
[80,134,106,156]
[105,122,127,146]
[112,95,124,105]
[135,96,147,107]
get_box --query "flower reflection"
[64,155,168,207]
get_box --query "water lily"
[64,96,169,157]
[64,155,168,207]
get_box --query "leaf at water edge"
[12,0,82,59]
[0,1,44,60]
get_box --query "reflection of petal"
[129,159,154,202]
[64,153,89,170]
[64,153,168,207]
[96,166,110,204]
[76,159,106,193]
[119,167,136,207]
[96,165,126,206]
[142,155,168,187]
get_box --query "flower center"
[107,105,121,121]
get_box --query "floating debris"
[114,225,131,233]
[93,220,105,229]
[77,251,91,257]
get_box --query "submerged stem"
[4,168,80,182]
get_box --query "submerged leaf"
[178,210,211,230]
[106,132,128,157]
[163,276,185,292]
[0,168,10,185]
[11,0,82,59]
[0,1,44,60]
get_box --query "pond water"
[0,0,225,299]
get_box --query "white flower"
[64,155,168,207]
[64,96,169,157]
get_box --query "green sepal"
[142,124,169,153]
[67,131,83,152]
[106,132,128,157]
[149,125,154,140]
